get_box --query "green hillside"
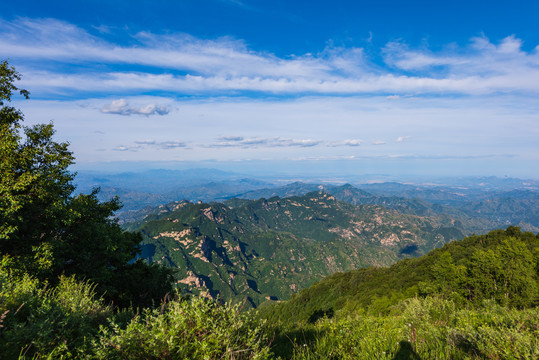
[126,191,466,307]
[260,226,539,324]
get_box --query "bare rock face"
[178,271,207,288]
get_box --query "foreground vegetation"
[263,226,539,359]
[2,268,538,359]
[2,227,537,359]
[271,297,539,359]
[260,226,539,324]
[0,266,272,359]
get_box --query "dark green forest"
[1,62,538,359]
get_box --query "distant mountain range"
[235,182,539,233]
[76,169,539,232]
[75,169,273,222]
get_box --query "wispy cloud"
[101,99,169,116]
[113,145,134,152]
[116,135,373,151]
[3,18,539,96]
[385,154,517,160]
[157,141,187,149]
[133,140,187,149]
[396,136,410,142]
[113,139,187,152]
[372,140,386,145]
[328,139,363,147]
[210,136,322,148]
[218,135,245,141]
[383,35,535,75]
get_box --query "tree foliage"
[0,60,173,308]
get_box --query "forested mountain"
[260,227,539,360]
[120,179,539,306]
[126,191,466,307]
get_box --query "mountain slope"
[259,227,539,324]
[127,191,466,307]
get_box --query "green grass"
[2,270,539,359]
[1,263,272,359]
[269,297,539,360]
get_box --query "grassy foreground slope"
[260,226,539,359]
[2,226,538,359]
[0,269,272,359]
[269,297,539,359]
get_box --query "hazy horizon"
[72,162,539,187]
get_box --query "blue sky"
[2,0,539,178]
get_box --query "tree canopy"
[0,60,173,308]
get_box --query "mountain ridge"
[126,191,467,307]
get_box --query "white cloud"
[2,18,538,176]
[133,139,187,149]
[15,94,539,169]
[101,99,129,114]
[328,139,363,147]
[210,136,322,148]
[101,99,169,116]
[113,145,135,151]
[134,139,157,145]
[211,137,365,148]
[396,136,410,142]
[218,135,244,141]
[383,35,539,80]
[3,18,539,96]
[159,141,187,149]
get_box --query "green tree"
[0,60,73,276]
[464,236,537,307]
[418,251,466,302]
[0,60,173,308]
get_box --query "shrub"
[93,296,272,360]
[0,267,112,359]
